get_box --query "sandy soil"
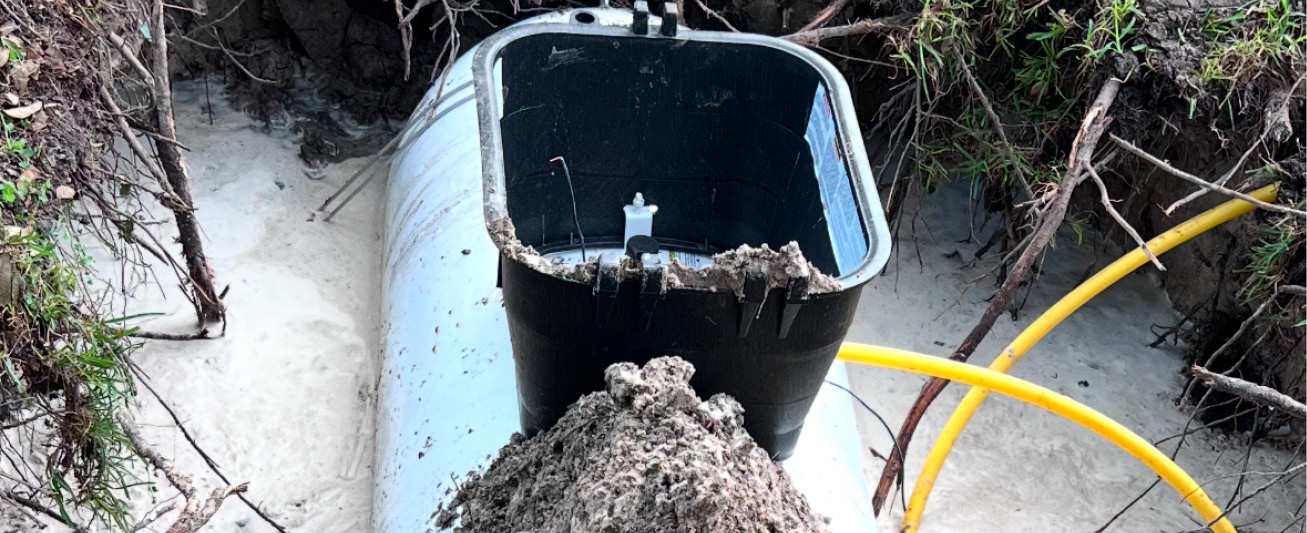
[848,185,1304,532]
[66,81,382,532]
[441,357,828,533]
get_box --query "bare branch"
[1,490,87,532]
[107,32,155,85]
[165,482,250,533]
[1109,134,1307,217]
[128,364,289,532]
[129,328,212,340]
[1165,75,1304,213]
[692,0,740,32]
[872,78,1124,513]
[97,85,172,191]
[1191,366,1307,419]
[132,499,181,532]
[118,415,250,533]
[783,15,909,46]
[797,0,850,32]
[117,415,195,499]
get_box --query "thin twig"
[209,28,277,84]
[2,489,87,532]
[118,415,250,533]
[127,364,289,532]
[1182,285,1305,401]
[1087,166,1164,269]
[131,499,180,531]
[1191,366,1307,419]
[783,15,910,46]
[955,48,1036,202]
[107,32,155,83]
[1109,135,1307,217]
[1165,75,1305,214]
[692,0,740,32]
[797,0,851,32]
[1203,463,1306,529]
[1093,477,1162,532]
[129,328,212,340]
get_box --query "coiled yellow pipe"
[885,184,1278,532]
[837,342,1237,533]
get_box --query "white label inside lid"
[804,84,867,275]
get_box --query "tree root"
[871,77,1123,513]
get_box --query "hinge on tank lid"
[631,0,678,37]
[639,265,664,330]
[632,1,649,35]
[593,253,622,329]
[737,270,767,337]
[626,236,665,329]
[778,277,809,339]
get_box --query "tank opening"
[573,11,596,23]
[492,32,873,279]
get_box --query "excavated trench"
[179,0,1302,439]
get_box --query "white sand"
[848,185,1304,532]
[67,81,382,532]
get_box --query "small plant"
[892,0,976,100]
[1016,13,1075,101]
[2,36,24,64]
[1070,0,1147,66]
[1198,0,1306,90]
[1237,220,1302,305]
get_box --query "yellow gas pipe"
[840,184,1279,533]
[896,184,1278,532]
[837,343,1237,533]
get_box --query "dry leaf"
[11,60,38,94]
[0,53,9,70]
[3,93,15,106]
[28,110,46,132]
[18,168,35,183]
[3,101,41,119]
[0,23,17,36]
[55,185,75,201]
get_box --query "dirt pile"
[437,356,829,533]
[488,216,841,295]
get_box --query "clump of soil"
[488,216,841,295]
[437,356,829,533]
[664,242,841,295]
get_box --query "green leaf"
[104,312,167,324]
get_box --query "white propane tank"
[377,8,876,532]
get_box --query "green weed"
[1236,221,1301,305]
[1199,0,1305,88]
[1070,0,1147,66]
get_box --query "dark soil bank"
[437,357,829,533]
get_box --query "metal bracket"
[631,0,677,37]
[593,253,622,329]
[737,270,767,337]
[660,2,679,36]
[632,0,650,35]
[778,277,809,339]
[639,262,664,330]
